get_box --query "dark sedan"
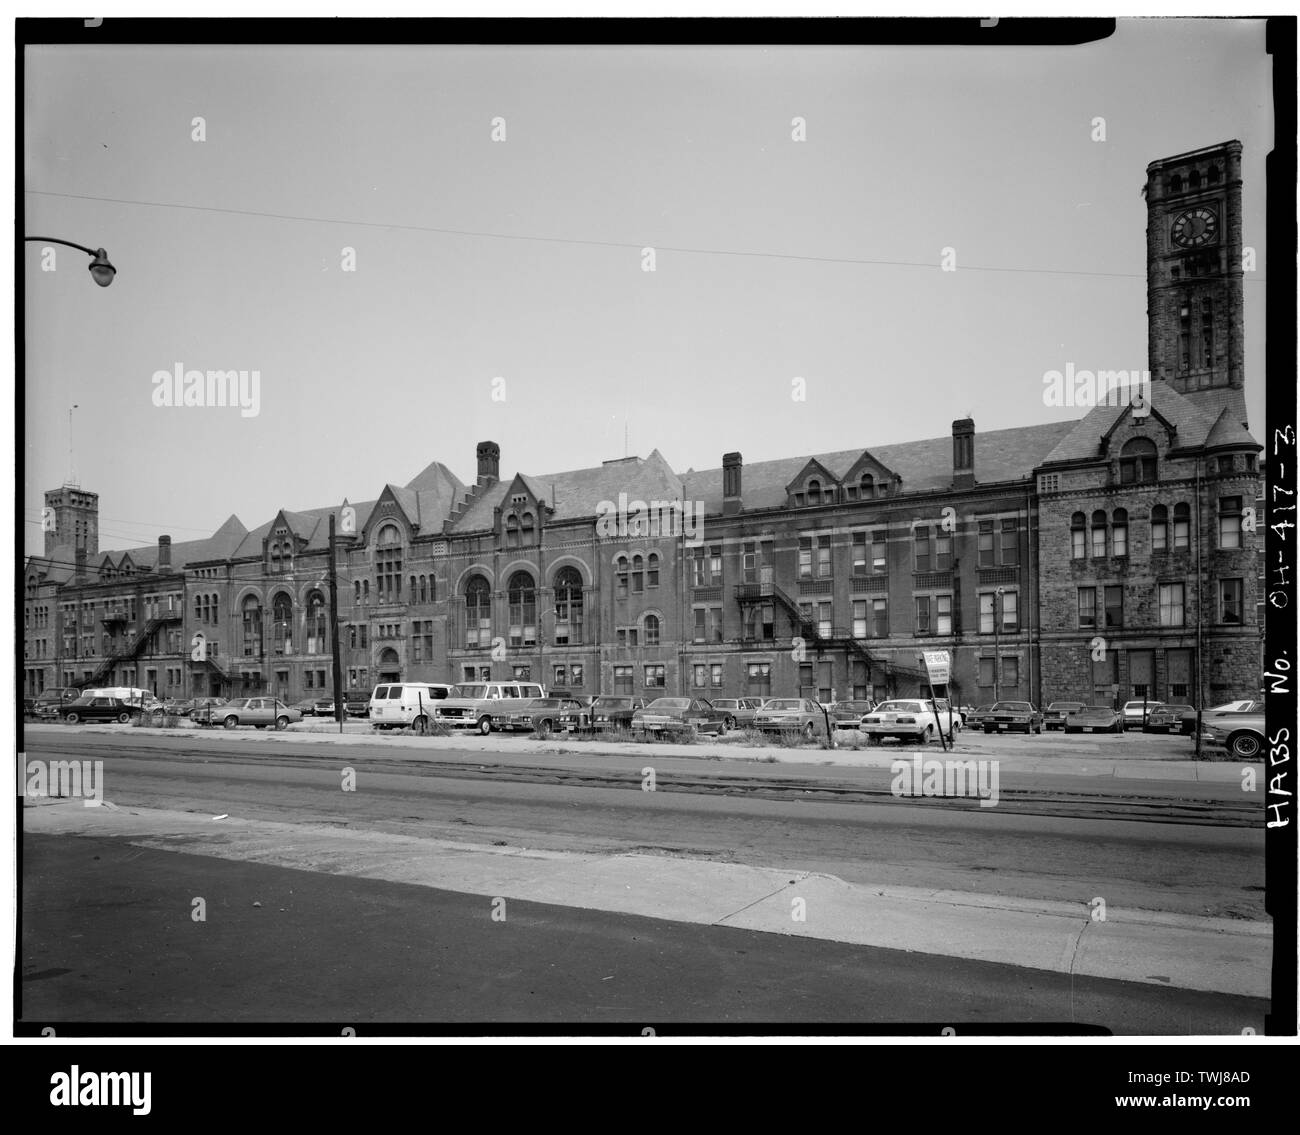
[829,699,875,728]
[585,696,646,733]
[1064,705,1123,734]
[1143,704,1194,734]
[631,697,731,738]
[982,701,1044,734]
[58,696,142,725]
[1043,701,1087,731]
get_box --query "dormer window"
[521,512,536,544]
[1170,173,1183,194]
[807,478,820,502]
[860,473,875,499]
[1119,437,1158,484]
[506,514,520,548]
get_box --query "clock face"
[1171,206,1219,248]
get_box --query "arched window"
[553,567,584,646]
[1070,512,1087,560]
[505,514,520,548]
[465,575,491,648]
[507,571,536,648]
[1112,509,1129,557]
[647,552,660,587]
[269,544,281,574]
[305,590,327,655]
[616,555,629,597]
[241,595,263,657]
[194,594,203,621]
[1207,165,1220,184]
[632,554,644,593]
[1170,173,1183,193]
[1151,505,1168,551]
[521,512,535,545]
[1173,502,1191,549]
[410,575,417,602]
[375,525,403,602]
[271,592,293,655]
[1189,169,1201,190]
[807,478,821,503]
[1120,437,1158,484]
[644,613,661,647]
[860,473,875,499]
[1091,510,1108,558]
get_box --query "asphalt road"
[23,731,1265,920]
[19,832,1267,1033]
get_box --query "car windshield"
[1049,702,1085,709]
[713,700,738,709]
[594,697,633,709]
[763,700,802,711]
[647,699,690,710]
[877,701,924,713]
[839,701,874,711]
[1086,706,1113,712]
[992,702,1032,711]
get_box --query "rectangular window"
[936,594,953,635]
[710,545,723,583]
[571,663,585,687]
[360,626,368,648]
[1219,497,1242,549]
[978,521,995,568]
[799,663,814,695]
[871,531,887,573]
[979,592,995,633]
[613,666,633,695]
[978,658,995,687]
[1104,586,1124,629]
[1220,578,1243,624]
[798,537,813,580]
[693,608,706,644]
[644,664,666,688]
[1113,518,1128,557]
[1158,583,1185,627]
[915,595,931,634]
[1000,518,1019,565]
[935,532,953,571]
[1001,591,1018,631]
[746,662,772,697]
[693,663,708,688]
[1152,514,1168,552]
[871,598,888,638]
[707,607,723,644]
[851,532,867,576]
[1173,510,1190,550]
[1002,656,1019,687]
[1072,527,1086,559]
[852,600,867,639]
[913,526,930,573]
[816,536,831,578]
[711,663,724,689]
[1092,519,1107,558]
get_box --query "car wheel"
[802,722,815,741]
[725,716,736,733]
[223,715,239,729]
[923,724,934,743]
[539,719,553,735]
[866,734,881,746]
[412,716,430,736]
[1228,731,1262,759]
[275,716,290,731]
[116,711,131,724]
[65,711,80,725]
[477,716,492,736]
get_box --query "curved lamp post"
[26,236,116,287]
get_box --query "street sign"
[922,649,951,686]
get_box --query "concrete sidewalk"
[24,798,1270,999]
[24,721,1247,783]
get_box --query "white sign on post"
[922,650,951,687]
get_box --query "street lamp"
[993,586,1005,702]
[26,236,116,286]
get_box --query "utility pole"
[993,586,1004,702]
[328,513,344,734]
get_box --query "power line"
[27,186,1248,282]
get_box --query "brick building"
[22,141,1261,710]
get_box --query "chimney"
[476,441,500,485]
[75,542,87,583]
[952,419,975,489]
[158,535,172,571]
[722,452,743,515]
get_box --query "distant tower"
[43,485,99,557]
[1145,140,1246,420]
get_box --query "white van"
[369,683,458,733]
[432,681,546,733]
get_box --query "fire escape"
[85,609,184,687]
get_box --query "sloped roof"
[684,421,1076,512]
[1204,406,1262,450]
[1039,380,1257,466]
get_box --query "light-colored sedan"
[860,698,960,744]
[1202,709,1266,759]
[1120,700,1166,730]
[212,697,303,731]
[752,698,830,741]
[710,698,766,730]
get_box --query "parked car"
[33,687,84,720]
[161,698,195,717]
[1043,701,1088,731]
[964,705,995,730]
[1143,704,1194,734]
[1202,709,1266,759]
[631,697,732,738]
[1120,700,1166,730]
[345,691,371,718]
[433,681,546,733]
[583,695,646,733]
[58,695,143,724]
[188,697,228,724]
[711,697,767,730]
[1180,700,1265,736]
[752,698,830,741]
[208,697,303,730]
[982,701,1044,734]
[557,696,598,732]
[1063,705,1123,734]
[313,697,336,716]
[860,698,960,744]
[829,699,875,728]
[497,697,585,734]
[289,698,318,717]
[370,683,457,732]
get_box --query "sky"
[22,19,1272,558]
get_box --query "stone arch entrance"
[377,648,400,683]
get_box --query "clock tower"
[1145,140,1246,421]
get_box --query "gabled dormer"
[840,450,901,501]
[785,458,842,508]
[264,509,313,574]
[496,474,553,548]
[97,553,119,581]
[361,486,418,547]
